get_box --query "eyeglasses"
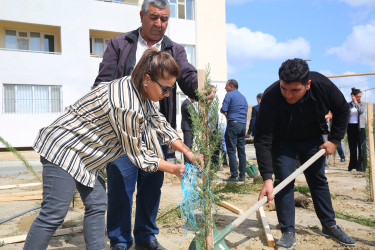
[151,76,176,95]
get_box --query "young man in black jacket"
[254,58,355,248]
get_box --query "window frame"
[170,0,195,20]
[4,29,56,53]
[89,37,111,56]
[2,84,63,114]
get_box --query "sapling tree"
[186,66,224,249]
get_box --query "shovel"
[189,148,326,250]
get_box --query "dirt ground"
[0,156,375,250]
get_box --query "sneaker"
[322,225,355,247]
[340,158,345,162]
[239,175,246,182]
[276,231,296,249]
[223,176,238,182]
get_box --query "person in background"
[254,58,354,249]
[246,93,262,138]
[220,79,248,181]
[181,97,195,164]
[325,111,346,165]
[347,87,366,172]
[92,0,199,249]
[23,49,203,250]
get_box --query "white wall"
[0,0,227,147]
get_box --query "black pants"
[347,123,366,171]
[182,130,193,164]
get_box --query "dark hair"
[278,58,310,85]
[256,93,262,99]
[141,0,169,14]
[351,87,361,96]
[227,79,238,89]
[131,48,180,96]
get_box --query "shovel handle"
[230,148,325,229]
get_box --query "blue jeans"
[225,121,247,177]
[24,159,107,250]
[106,145,168,249]
[273,136,336,233]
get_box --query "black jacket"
[254,71,349,180]
[181,98,195,131]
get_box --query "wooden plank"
[0,190,42,198]
[367,103,375,201]
[257,206,275,247]
[0,226,83,244]
[197,69,205,92]
[219,201,244,215]
[0,195,43,202]
[0,182,41,190]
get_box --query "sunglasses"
[150,76,176,95]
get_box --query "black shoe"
[135,239,166,250]
[111,246,129,250]
[239,175,246,182]
[223,176,238,182]
[276,231,296,249]
[322,225,355,247]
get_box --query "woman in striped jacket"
[24,48,202,250]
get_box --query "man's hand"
[319,141,337,156]
[258,179,274,203]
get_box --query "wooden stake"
[0,182,41,190]
[0,195,42,202]
[0,226,83,244]
[219,201,244,215]
[366,102,375,201]
[257,206,275,247]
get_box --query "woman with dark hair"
[347,87,366,172]
[23,48,202,250]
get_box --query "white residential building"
[0,0,227,148]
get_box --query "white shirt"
[135,29,163,64]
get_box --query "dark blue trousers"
[273,136,336,233]
[225,121,247,178]
[106,145,168,249]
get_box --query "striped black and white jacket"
[33,76,180,187]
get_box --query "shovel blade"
[188,228,230,250]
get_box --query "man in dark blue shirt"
[220,79,248,181]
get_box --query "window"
[183,45,195,66]
[170,0,194,20]
[90,37,110,56]
[5,29,55,52]
[3,84,62,113]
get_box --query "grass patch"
[157,204,181,225]
[213,182,261,194]
[294,185,310,194]
[336,211,375,228]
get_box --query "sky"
[225,0,375,105]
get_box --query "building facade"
[0,0,227,148]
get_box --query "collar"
[125,28,174,50]
[138,29,163,47]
